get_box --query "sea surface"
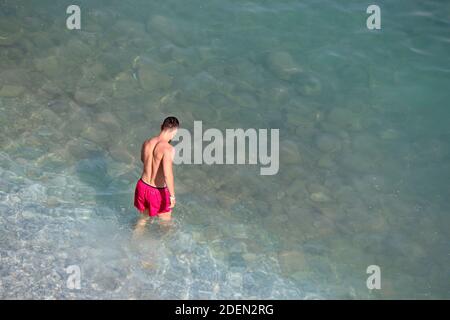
[0,0,449,299]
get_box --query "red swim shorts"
[134,179,171,217]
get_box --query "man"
[134,116,179,226]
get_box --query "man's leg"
[158,211,173,231]
[133,209,150,238]
[159,211,171,221]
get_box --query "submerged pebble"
[147,15,187,47]
[278,250,307,276]
[0,85,24,97]
[137,63,172,92]
[310,192,332,203]
[280,140,302,165]
[266,51,302,80]
[315,133,342,153]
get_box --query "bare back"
[140,137,173,188]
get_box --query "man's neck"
[158,131,171,142]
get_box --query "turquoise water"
[1,0,449,299]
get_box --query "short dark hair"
[161,116,179,131]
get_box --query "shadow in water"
[74,148,176,237]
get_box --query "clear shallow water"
[0,0,449,299]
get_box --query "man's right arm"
[140,143,145,163]
[162,146,176,206]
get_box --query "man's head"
[161,116,179,140]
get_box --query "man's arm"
[140,142,145,163]
[162,146,176,206]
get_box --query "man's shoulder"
[144,136,158,147]
[153,140,173,155]
[156,141,174,157]
[160,141,174,152]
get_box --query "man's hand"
[169,196,176,208]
